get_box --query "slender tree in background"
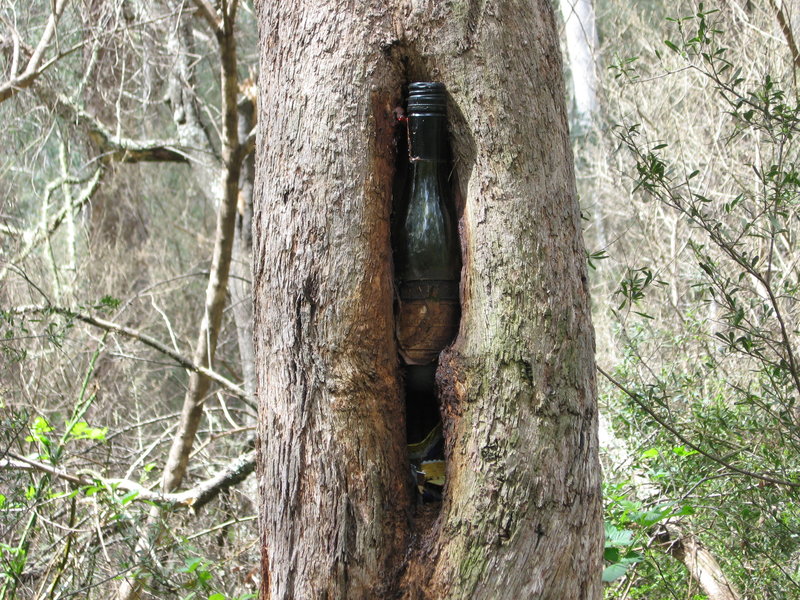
[559,0,599,134]
[253,1,603,598]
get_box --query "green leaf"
[604,523,634,547]
[120,490,140,505]
[635,507,671,527]
[33,416,53,434]
[672,445,699,457]
[181,557,204,574]
[587,249,609,270]
[602,562,630,582]
[641,448,659,459]
[69,421,108,441]
[26,416,54,447]
[96,295,121,310]
[604,547,621,562]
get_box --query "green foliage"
[66,420,108,441]
[25,416,54,447]
[95,295,122,310]
[608,55,641,82]
[179,556,215,592]
[602,522,642,582]
[596,1,800,597]
[588,248,610,270]
[615,267,667,312]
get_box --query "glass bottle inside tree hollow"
[394,82,461,367]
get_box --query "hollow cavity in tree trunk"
[392,81,463,507]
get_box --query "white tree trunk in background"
[559,0,598,134]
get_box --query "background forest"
[1,0,799,599]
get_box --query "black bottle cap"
[407,82,446,116]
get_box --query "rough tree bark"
[254,1,603,598]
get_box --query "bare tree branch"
[769,0,800,71]
[117,9,246,598]
[655,523,741,600]
[161,3,243,494]
[0,167,104,283]
[0,224,23,236]
[45,90,191,163]
[2,450,255,512]
[0,31,189,163]
[0,0,70,103]
[192,0,221,34]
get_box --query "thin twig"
[0,166,104,282]
[191,0,221,34]
[770,0,800,72]
[4,305,254,407]
[598,365,800,488]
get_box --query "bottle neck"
[410,159,438,181]
[408,114,447,162]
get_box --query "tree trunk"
[231,91,257,398]
[253,2,602,598]
[558,0,599,134]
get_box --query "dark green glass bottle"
[394,82,461,366]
